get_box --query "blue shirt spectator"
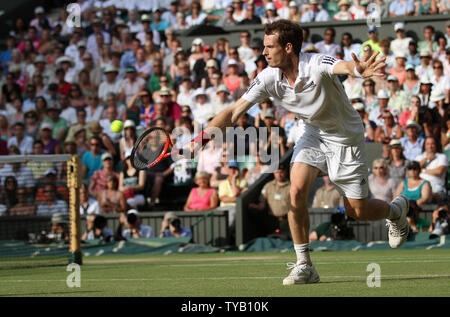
[389,0,415,16]
[82,140,104,180]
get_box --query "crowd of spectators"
[0,0,449,239]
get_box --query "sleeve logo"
[245,76,261,95]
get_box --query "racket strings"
[132,129,168,169]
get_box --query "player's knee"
[290,186,308,209]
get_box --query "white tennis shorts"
[290,129,369,199]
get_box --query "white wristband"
[353,66,363,78]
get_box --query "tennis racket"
[130,127,210,170]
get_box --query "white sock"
[388,203,401,220]
[294,243,312,265]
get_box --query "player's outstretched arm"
[333,51,387,78]
[188,98,254,152]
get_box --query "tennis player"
[201,20,410,285]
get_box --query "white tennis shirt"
[242,53,364,146]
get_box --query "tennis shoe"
[386,194,410,248]
[283,262,320,285]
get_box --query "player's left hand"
[352,51,387,78]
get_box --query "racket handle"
[192,130,211,147]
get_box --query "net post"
[67,155,82,265]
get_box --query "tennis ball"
[111,120,124,133]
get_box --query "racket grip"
[192,130,211,147]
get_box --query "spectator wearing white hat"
[301,0,330,22]
[288,1,302,22]
[119,120,137,161]
[98,65,121,104]
[30,6,53,33]
[387,53,407,85]
[390,23,413,58]
[262,2,281,24]
[121,209,154,239]
[369,90,390,126]
[191,88,214,127]
[212,84,233,115]
[387,75,409,113]
[159,212,192,238]
[417,75,433,108]
[403,64,420,98]
[135,15,162,48]
[430,88,446,119]
[334,0,353,21]
[400,120,425,161]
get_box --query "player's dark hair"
[264,20,303,56]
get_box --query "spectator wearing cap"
[315,28,341,58]
[390,23,413,58]
[39,122,61,154]
[301,0,330,22]
[238,1,261,25]
[217,5,237,27]
[89,152,119,196]
[369,90,390,126]
[159,212,192,238]
[224,59,241,94]
[30,54,56,87]
[36,183,69,216]
[400,120,425,161]
[119,120,137,161]
[430,88,446,122]
[387,139,410,188]
[362,27,382,55]
[201,59,221,91]
[389,0,414,17]
[43,103,68,142]
[374,110,403,143]
[262,2,281,25]
[81,136,105,180]
[212,84,233,115]
[387,75,409,112]
[98,65,121,104]
[136,15,162,48]
[353,102,376,142]
[120,65,146,104]
[35,168,69,202]
[388,53,407,86]
[218,160,248,222]
[121,209,155,238]
[418,25,438,56]
[192,45,217,88]
[403,64,420,98]
[415,136,448,201]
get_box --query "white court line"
[1,274,450,283]
[166,259,450,267]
